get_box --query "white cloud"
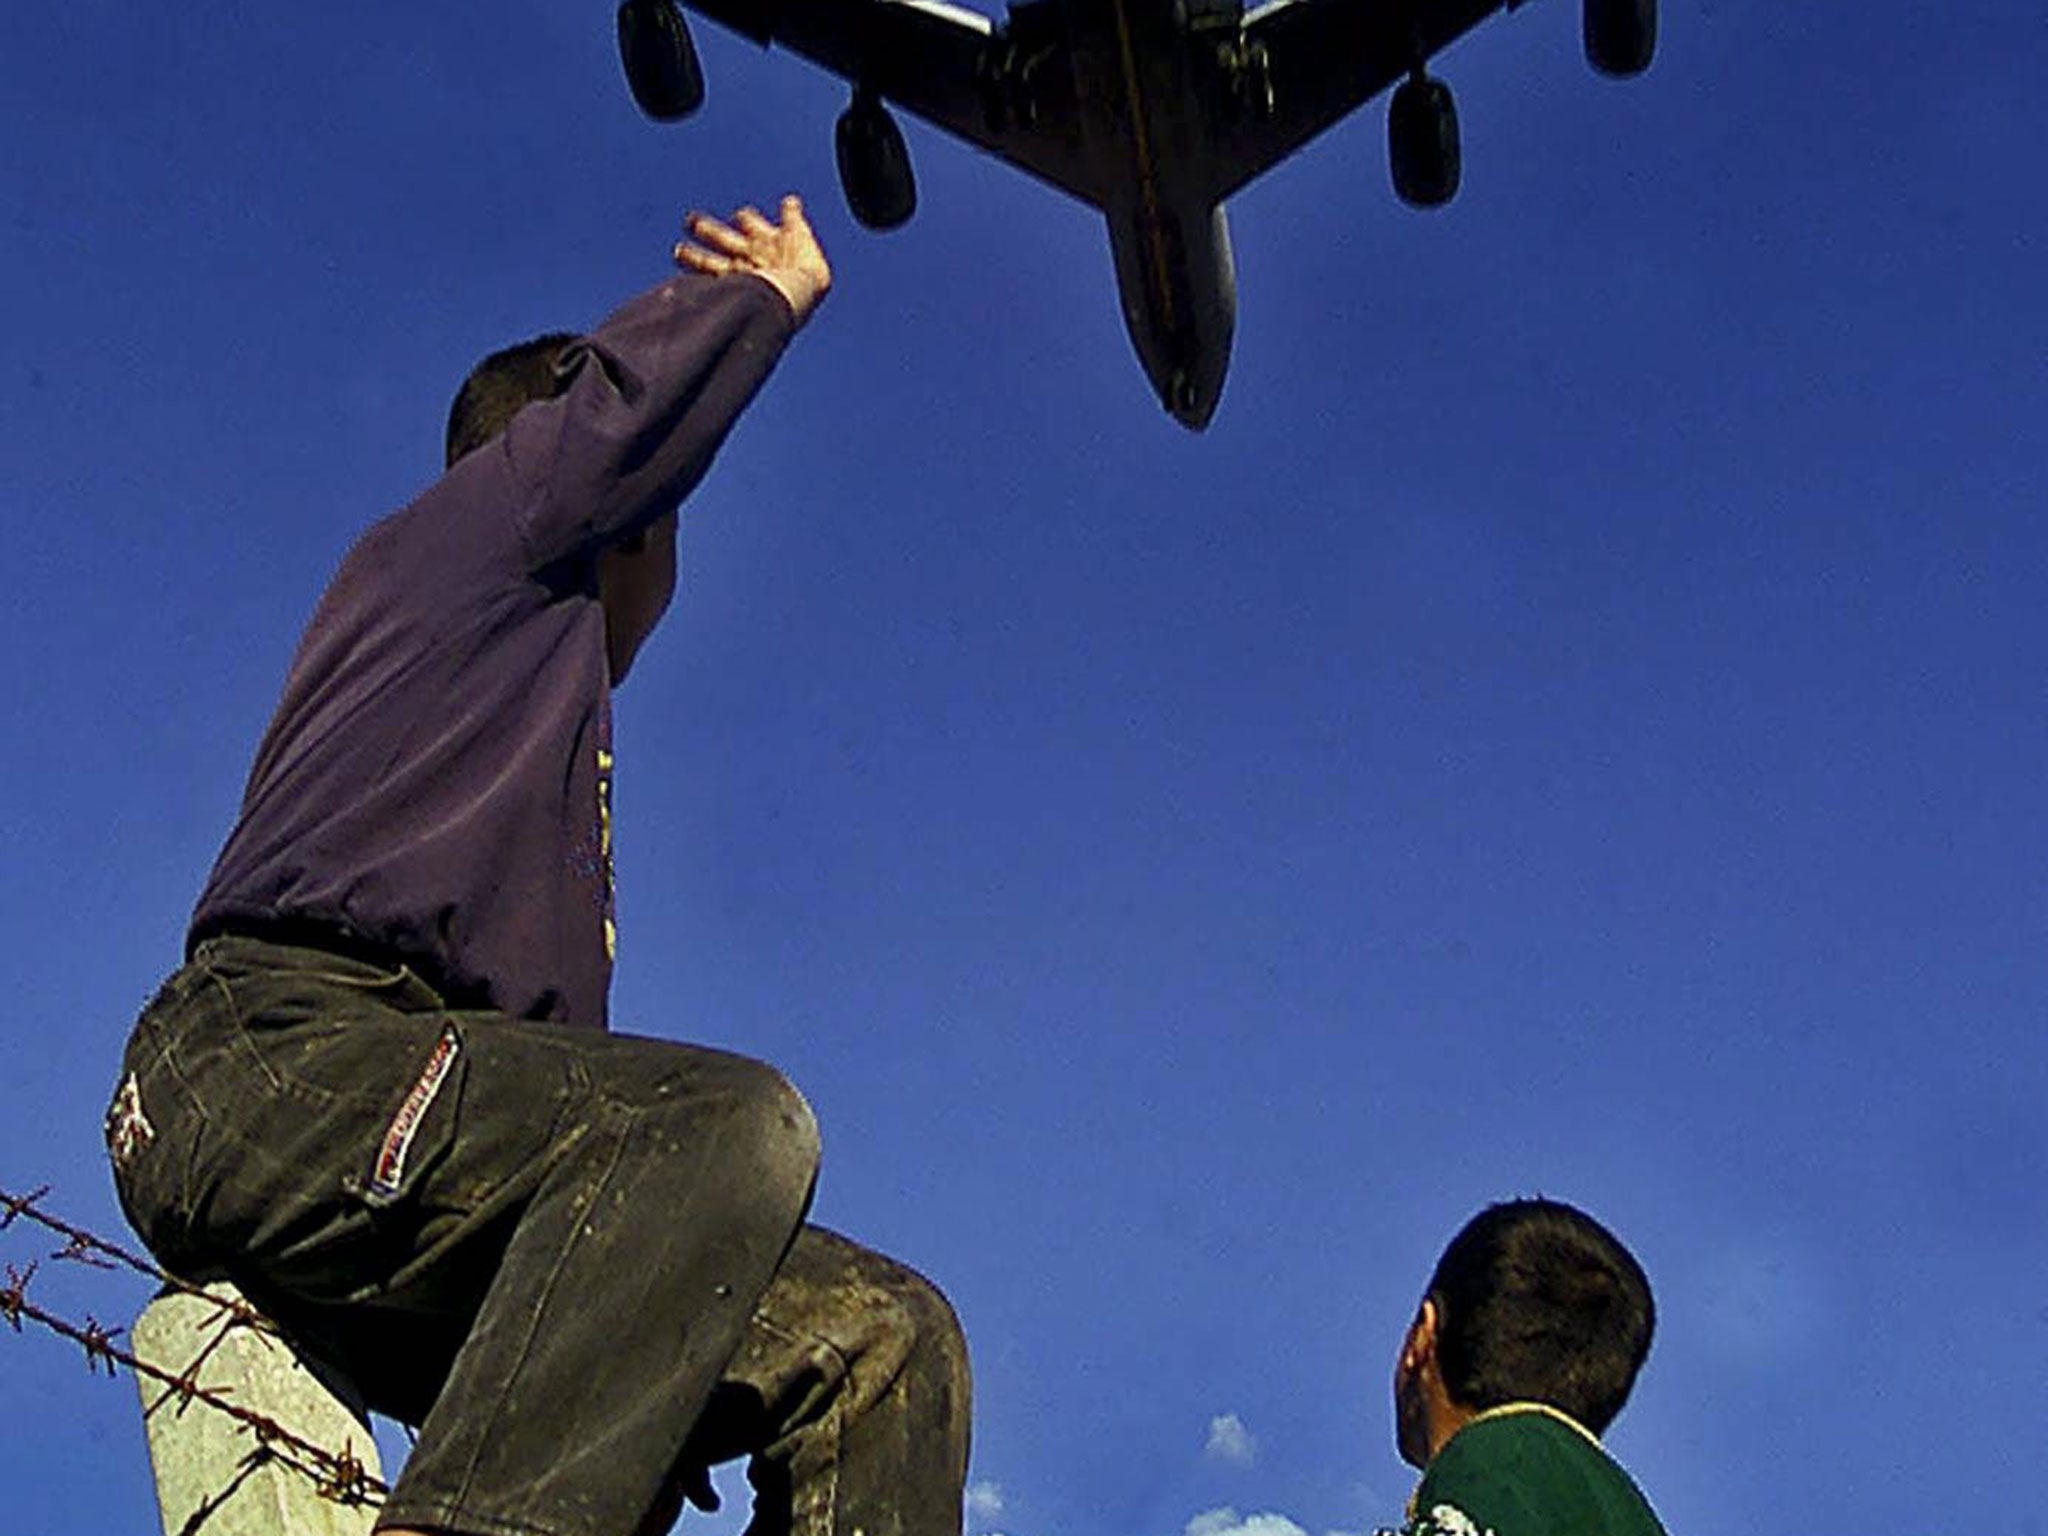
[1204,1413,1258,1465]
[1186,1507,1310,1536]
[966,1481,1007,1523]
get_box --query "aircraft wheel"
[1584,0,1655,77]
[836,90,917,230]
[1388,73,1459,208]
[618,0,705,120]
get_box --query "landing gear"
[1217,35,1275,122]
[617,0,704,120]
[836,89,917,230]
[1584,0,1656,77]
[1388,70,1459,208]
[977,21,1057,135]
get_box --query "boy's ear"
[1402,1296,1441,1373]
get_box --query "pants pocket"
[351,1023,467,1209]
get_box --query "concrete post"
[131,1282,383,1536]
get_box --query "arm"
[507,196,831,571]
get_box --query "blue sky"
[4,2,2045,1532]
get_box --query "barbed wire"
[0,1183,387,1511]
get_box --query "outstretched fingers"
[670,195,832,325]
[678,210,751,260]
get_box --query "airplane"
[613,0,1655,429]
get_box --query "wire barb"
[81,1314,126,1375]
[56,1232,120,1271]
[317,1442,376,1506]
[0,1185,51,1232]
[1,1259,35,1330]
[1,1183,388,1508]
[0,1182,196,1289]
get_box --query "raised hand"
[674,195,833,326]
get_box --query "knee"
[725,1058,822,1194]
[775,1233,967,1391]
[899,1267,964,1356]
[891,1266,972,1475]
[884,1263,971,1416]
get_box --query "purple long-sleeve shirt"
[189,270,796,1029]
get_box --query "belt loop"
[397,966,448,1013]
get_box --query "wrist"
[758,268,824,327]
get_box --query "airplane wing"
[683,0,1107,207]
[1202,0,1512,203]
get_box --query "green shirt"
[1397,1404,1669,1536]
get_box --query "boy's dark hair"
[1428,1198,1654,1434]
[444,332,582,469]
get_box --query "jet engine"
[836,89,917,230]
[1388,71,1459,208]
[1584,0,1656,77]
[618,0,705,120]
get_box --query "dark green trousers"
[109,935,970,1536]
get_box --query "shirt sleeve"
[502,269,798,570]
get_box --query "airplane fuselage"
[1032,0,1240,427]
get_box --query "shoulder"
[1432,1406,1592,1483]
[1410,1409,1666,1536]
[1409,1417,1547,1536]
